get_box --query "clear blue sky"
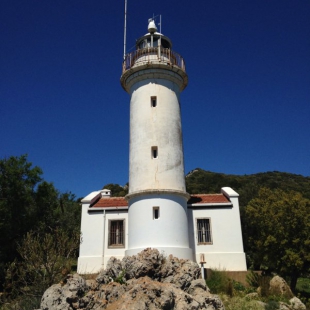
[1,0,309,198]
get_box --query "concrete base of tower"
[125,246,194,261]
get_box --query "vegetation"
[1,158,309,308]
[244,188,310,292]
[206,270,307,310]
[187,168,310,293]
[102,183,128,197]
[5,229,79,299]
[185,168,310,207]
[0,155,81,307]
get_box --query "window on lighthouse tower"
[151,96,157,107]
[152,146,158,159]
[153,207,160,220]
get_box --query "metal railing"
[122,47,186,74]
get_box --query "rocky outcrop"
[41,248,224,310]
[269,276,294,298]
[289,297,307,310]
[254,276,306,310]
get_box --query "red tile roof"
[92,197,128,208]
[188,194,230,204]
[90,193,230,209]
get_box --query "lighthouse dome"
[135,20,172,50]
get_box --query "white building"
[78,19,247,274]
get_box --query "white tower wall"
[126,192,192,259]
[121,21,193,260]
[129,79,185,193]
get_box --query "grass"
[296,277,310,309]
[220,295,264,310]
[206,270,310,310]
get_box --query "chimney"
[101,189,111,198]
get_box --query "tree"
[103,183,128,197]
[244,188,310,291]
[0,155,42,288]
[0,155,81,293]
[35,182,81,237]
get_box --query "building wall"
[78,188,247,273]
[187,192,247,271]
[78,206,128,274]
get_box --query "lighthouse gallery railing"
[122,47,186,74]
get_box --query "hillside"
[185,169,310,207]
[104,169,310,208]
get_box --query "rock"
[40,248,224,310]
[104,277,224,310]
[121,248,165,279]
[41,274,87,310]
[269,276,294,298]
[160,255,201,291]
[289,297,306,310]
[278,301,292,310]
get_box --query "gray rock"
[289,297,306,310]
[41,274,87,310]
[40,248,224,310]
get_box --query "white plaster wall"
[126,193,193,260]
[102,210,128,267]
[128,78,186,193]
[78,206,128,274]
[78,204,104,273]
[188,196,246,270]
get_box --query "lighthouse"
[121,19,193,260]
[78,18,247,273]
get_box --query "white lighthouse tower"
[121,19,193,260]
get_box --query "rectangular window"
[151,96,157,107]
[153,207,160,219]
[197,218,212,244]
[108,220,125,248]
[152,146,158,159]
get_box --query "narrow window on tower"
[153,207,160,220]
[151,96,157,107]
[151,146,158,159]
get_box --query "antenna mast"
[123,0,127,60]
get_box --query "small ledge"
[126,189,190,201]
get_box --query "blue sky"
[1,0,309,198]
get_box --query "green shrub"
[206,270,229,294]
[221,295,264,310]
[259,276,271,297]
[232,280,246,292]
[246,270,260,288]
[0,295,41,310]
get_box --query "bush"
[3,229,79,301]
[221,295,264,310]
[246,270,260,288]
[206,270,229,294]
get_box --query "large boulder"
[40,248,225,310]
[41,274,88,310]
[269,276,294,298]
